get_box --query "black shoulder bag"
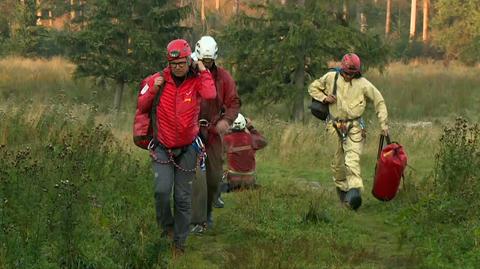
[309,70,339,121]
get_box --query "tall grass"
[0,57,133,113]
[0,57,74,100]
[368,61,480,121]
[0,104,166,268]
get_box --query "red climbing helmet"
[341,53,361,75]
[166,39,192,61]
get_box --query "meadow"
[0,57,479,268]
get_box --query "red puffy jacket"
[136,68,216,148]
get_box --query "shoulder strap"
[150,84,165,141]
[320,68,340,97]
[333,71,339,96]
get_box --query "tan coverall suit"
[308,71,388,192]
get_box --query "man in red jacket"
[136,39,216,255]
[223,113,267,190]
[194,36,241,229]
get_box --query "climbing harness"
[149,136,207,173]
[332,117,366,143]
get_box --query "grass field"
[0,58,479,268]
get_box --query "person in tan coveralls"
[308,53,388,210]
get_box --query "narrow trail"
[180,172,418,269]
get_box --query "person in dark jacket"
[137,39,216,256]
[190,36,241,233]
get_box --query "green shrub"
[0,104,161,268]
[398,118,480,268]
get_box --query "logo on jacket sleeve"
[140,84,149,95]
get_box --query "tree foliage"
[69,0,190,84]
[0,0,69,57]
[220,0,389,107]
[432,0,480,64]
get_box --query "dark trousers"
[152,145,197,249]
[191,167,207,224]
[205,137,224,216]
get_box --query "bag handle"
[376,134,391,160]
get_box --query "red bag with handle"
[133,72,163,149]
[372,135,408,201]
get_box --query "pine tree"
[221,0,389,121]
[432,0,480,64]
[69,0,190,111]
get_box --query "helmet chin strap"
[206,61,216,71]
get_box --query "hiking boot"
[161,226,174,240]
[206,212,214,228]
[219,182,230,193]
[172,245,185,259]
[191,223,207,235]
[336,187,347,203]
[213,196,225,208]
[345,188,362,211]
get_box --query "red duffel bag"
[133,72,163,149]
[372,135,408,201]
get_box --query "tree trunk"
[79,0,85,29]
[70,0,76,19]
[114,80,125,112]
[201,0,206,21]
[48,10,52,26]
[359,0,368,33]
[385,0,391,36]
[358,0,367,33]
[422,0,429,43]
[293,62,305,122]
[409,0,417,41]
[342,0,349,22]
[23,0,38,27]
[233,0,240,14]
[215,0,220,10]
[293,0,305,122]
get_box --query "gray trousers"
[152,145,197,249]
[191,135,223,223]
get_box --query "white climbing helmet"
[232,113,246,131]
[195,36,218,60]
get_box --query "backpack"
[309,68,340,120]
[133,73,164,149]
